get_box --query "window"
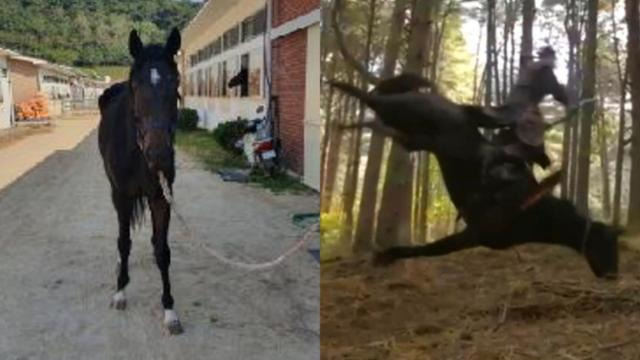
[253,8,267,36]
[223,26,240,50]
[239,54,249,97]
[219,62,227,97]
[209,65,216,97]
[212,38,222,56]
[241,8,267,42]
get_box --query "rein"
[157,172,318,271]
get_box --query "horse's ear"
[165,28,181,56]
[129,30,143,60]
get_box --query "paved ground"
[0,115,319,359]
[0,113,98,190]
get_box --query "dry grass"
[321,243,640,359]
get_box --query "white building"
[0,48,16,130]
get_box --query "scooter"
[241,106,278,176]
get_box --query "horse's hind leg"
[110,191,133,310]
[149,197,183,335]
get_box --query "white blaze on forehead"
[150,68,161,86]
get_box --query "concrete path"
[0,113,99,190]
[0,124,319,359]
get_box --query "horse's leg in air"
[149,195,183,335]
[110,190,133,310]
[374,229,479,266]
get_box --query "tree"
[375,0,437,247]
[575,0,598,214]
[352,0,408,252]
[626,0,640,233]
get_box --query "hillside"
[0,0,201,66]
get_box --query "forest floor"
[321,240,640,359]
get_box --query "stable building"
[7,54,45,106]
[181,0,321,190]
[0,48,16,130]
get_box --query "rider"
[481,46,569,174]
[467,46,570,219]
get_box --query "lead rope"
[157,172,319,271]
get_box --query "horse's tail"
[130,195,146,229]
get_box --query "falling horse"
[98,28,183,334]
[331,77,620,279]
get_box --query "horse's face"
[128,28,181,173]
[584,222,620,280]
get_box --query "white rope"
[158,172,318,271]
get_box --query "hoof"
[110,291,127,310]
[372,250,398,267]
[164,310,184,335]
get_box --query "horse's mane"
[98,82,128,113]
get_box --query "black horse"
[98,28,183,334]
[331,78,620,279]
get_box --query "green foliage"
[320,212,348,262]
[80,66,130,81]
[212,120,249,154]
[175,129,247,171]
[0,0,200,66]
[177,108,199,131]
[176,128,310,194]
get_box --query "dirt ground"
[0,123,319,359]
[322,242,640,360]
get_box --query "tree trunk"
[520,0,535,75]
[626,0,640,233]
[472,21,484,102]
[321,94,346,213]
[612,0,627,225]
[485,0,496,106]
[575,0,598,215]
[598,104,612,220]
[376,0,433,247]
[561,0,579,199]
[320,58,338,212]
[352,0,408,252]
[343,0,377,248]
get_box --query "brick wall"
[8,60,39,104]
[272,0,319,27]
[271,29,307,174]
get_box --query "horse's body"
[331,80,619,279]
[98,29,183,334]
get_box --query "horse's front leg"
[149,195,183,335]
[110,190,132,310]
[374,228,479,266]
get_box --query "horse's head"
[128,28,181,173]
[583,222,621,280]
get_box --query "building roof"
[182,0,239,44]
